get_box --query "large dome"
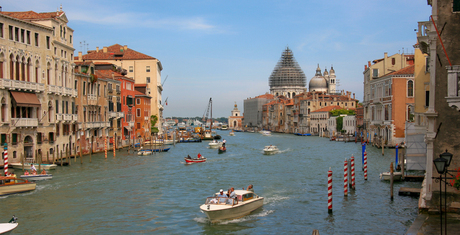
[309,65,328,92]
[269,48,306,88]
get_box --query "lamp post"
[433,157,447,235]
[440,150,453,235]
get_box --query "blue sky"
[3,1,432,118]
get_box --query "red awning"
[10,91,41,107]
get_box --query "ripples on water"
[0,131,420,234]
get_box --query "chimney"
[103,47,107,53]
[124,45,128,51]
[384,52,388,58]
[353,93,355,99]
[78,51,82,61]
[368,61,371,67]
[365,65,367,70]
[96,47,99,52]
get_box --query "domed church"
[269,47,307,98]
[309,64,337,94]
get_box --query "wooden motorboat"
[0,216,18,235]
[200,190,264,223]
[229,131,235,136]
[380,172,403,181]
[218,146,226,154]
[208,141,222,148]
[263,145,279,155]
[259,130,271,136]
[0,177,36,196]
[9,163,57,170]
[184,155,207,164]
[138,147,170,155]
[20,174,53,181]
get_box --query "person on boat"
[41,169,47,175]
[186,155,192,159]
[24,170,30,175]
[197,153,202,159]
[30,163,37,173]
[222,139,226,147]
[247,184,254,192]
[217,189,228,203]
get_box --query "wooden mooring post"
[390,162,394,200]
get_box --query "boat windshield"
[205,197,237,206]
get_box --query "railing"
[64,87,73,96]
[87,94,97,105]
[56,113,63,121]
[11,118,38,127]
[72,114,78,121]
[108,87,113,93]
[0,78,45,92]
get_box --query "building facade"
[228,103,243,130]
[243,93,274,128]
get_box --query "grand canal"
[1,131,421,234]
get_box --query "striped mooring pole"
[351,155,356,190]
[364,151,368,180]
[328,167,333,213]
[113,135,116,158]
[104,136,107,159]
[344,158,348,196]
[3,144,8,176]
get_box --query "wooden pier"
[398,187,421,197]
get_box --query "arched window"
[407,80,414,97]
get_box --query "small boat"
[20,174,53,181]
[0,216,18,235]
[200,190,264,223]
[137,149,152,156]
[229,131,235,136]
[263,145,279,155]
[259,130,271,136]
[0,177,36,196]
[379,172,403,181]
[184,155,207,164]
[218,146,226,154]
[9,163,57,170]
[208,141,223,148]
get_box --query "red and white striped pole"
[328,167,333,213]
[364,151,368,180]
[3,144,8,176]
[104,136,107,159]
[351,155,356,190]
[344,158,348,196]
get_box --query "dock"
[404,175,424,182]
[399,187,421,197]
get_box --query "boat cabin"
[205,190,256,206]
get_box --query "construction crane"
[202,98,212,125]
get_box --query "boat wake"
[194,209,275,225]
[264,195,290,205]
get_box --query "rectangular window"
[136,108,141,117]
[55,100,59,114]
[425,90,430,107]
[21,29,25,43]
[372,69,378,78]
[83,82,86,95]
[70,35,72,43]
[26,30,30,44]
[146,66,150,72]
[46,36,50,49]
[454,0,460,12]
[129,66,133,73]
[9,25,13,40]
[137,123,141,129]
[15,27,19,41]
[136,98,141,105]
[407,80,414,97]
[35,33,39,46]
[0,23,3,38]
[146,77,150,83]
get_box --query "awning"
[10,91,41,107]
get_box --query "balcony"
[127,121,134,128]
[87,94,97,106]
[63,114,72,121]
[56,113,63,122]
[72,114,78,122]
[64,87,74,96]
[0,78,45,92]
[108,87,113,93]
[116,88,121,94]
[11,118,38,127]
[446,65,460,111]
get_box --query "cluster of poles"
[328,144,368,213]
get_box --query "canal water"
[1,131,421,234]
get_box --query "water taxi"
[259,130,271,136]
[0,216,18,234]
[229,131,235,136]
[20,174,53,181]
[208,140,223,148]
[263,145,279,155]
[200,190,264,223]
[0,177,36,196]
[9,163,57,170]
[379,172,403,181]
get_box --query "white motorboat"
[0,216,18,235]
[259,130,271,136]
[379,172,403,181]
[0,177,36,196]
[208,140,223,148]
[229,131,235,136]
[20,174,53,181]
[9,163,57,170]
[263,145,279,155]
[200,190,264,223]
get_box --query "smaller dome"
[309,76,328,91]
[330,66,335,75]
[323,68,329,75]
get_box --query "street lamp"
[433,157,447,174]
[440,149,453,168]
[433,150,454,235]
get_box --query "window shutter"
[6,134,9,143]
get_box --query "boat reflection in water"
[200,190,264,223]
